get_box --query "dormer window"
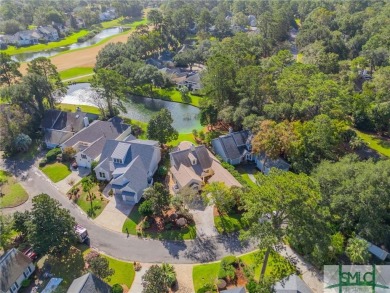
[188,153,197,165]
[113,158,123,164]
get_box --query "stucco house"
[0,248,35,293]
[255,153,290,175]
[170,142,241,193]
[94,137,161,203]
[41,109,95,149]
[211,130,252,165]
[61,117,131,168]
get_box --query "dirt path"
[19,29,140,74]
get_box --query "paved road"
[0,157,256,264]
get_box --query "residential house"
[67,273,111,293]
[94,137,161,203]
[61,117,131,168]
[41,109,94,149]
[13,30,39,46]
[255,153,290,175]
[37,26,59,42]
[0,248,35,293]
[211,130,252,165]
[248,15,257,27]
[274,274,313,293]
[170,141,241,193]
[99,8,117,21]
[177,72,203,91]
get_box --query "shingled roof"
[0,248,33,293]
[67,273,111,293]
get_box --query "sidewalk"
[280,245,323,292]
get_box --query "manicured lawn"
[153,87,202,107]
[355,129,390,158]
[2,30,89,55]
[193,250,295,292]
[214,212,249,234]
[70,183,109,219]
[59,103,101,115]
[59,67,94,82]
[41,162,71,182]
[122,205,197,240]
[0,170,28,208]
[297,53,303,62]
[83,248,135,288]
[101,16,147,29]
[235,165,258,188]
[167,133,198,147]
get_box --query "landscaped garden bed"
[213,207,249,234]
[193,250,296,293]
[67,179,109,219]
[122,203,196,240]
[0,170,28,208]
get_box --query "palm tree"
[82,176,94,214]
[161,263,176,288]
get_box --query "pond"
[62,83,201,133]
[12,27,123,62]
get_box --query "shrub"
[46,148,62,162]
[39,158,47,167]
[85,250,100,263]
[139,200,153,216]
[62,146,76,161]
[198,130,205,140]
[197,283,215,293]
[142,220,150,229]
[218,255,237,280]
[111,284,123,293]
[21,279,31,287]
[221,255,238,266]
[158,165,167,176]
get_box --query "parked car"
[22,246,38,260]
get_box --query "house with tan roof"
[170,142,241,193]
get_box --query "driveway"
[94,185,134,233]
[190,205,219,238]
[0,157,256,264]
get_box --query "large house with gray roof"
[274,274,313,293]
[255,153,290,175]
[61,117,131,169]
[41,109,96,149]
[67,273,111,293]
[211,130,252,165]
[0,248,35,293]
[94,137,161,203]
[170,142,241,193]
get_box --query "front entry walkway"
[94,185,133,232]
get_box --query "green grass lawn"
[0,170,28,208]
[58,103,101,115]
[40,162,71,183]
[193,250,295,292]
[70,183,109,219]
[2,30,89,55]
[122,205,196,240]
[101,16,147,29]
[153,87,202,107]
[82,248,135,288]
[235,165,258,188]
[60,67,94,82]
[355,129,390,158]
[214,212,249,234]
[296,53,303,62]
[167,133,198,147]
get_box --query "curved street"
[0,156,256,264]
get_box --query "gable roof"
[62,118,130,157]
[41,109,87,132]
[212,130,251,161]
[170,142,241,188]
[67,273,111,293]
[274,274,313,293]
[257,153,290,171]
[0,248,33,292]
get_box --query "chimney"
[228,126,233,133]
[83,117,89,127]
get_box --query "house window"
[81,154,87,159]
[99,172,106,179]
[113,158,122,164]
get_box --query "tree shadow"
[184,236,217,262]
[161,239,187,259]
